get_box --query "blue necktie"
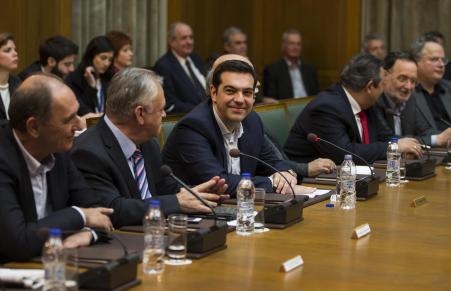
[131,147,152,199]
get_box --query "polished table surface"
[133,167,451,291]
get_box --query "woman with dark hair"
[106,31,133,73]
[66,35,114,117]
[0,32,20,121]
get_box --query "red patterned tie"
[358,111,370,144]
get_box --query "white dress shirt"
[0,83,10,119]
[285,58,308,98]
[172,50,206,89]
[213,107,243,175]
[342,86,364,140]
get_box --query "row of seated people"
[1,33,451,263]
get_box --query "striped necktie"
[131,147,152,199]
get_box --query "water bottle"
[236,172,255,236]
[386,137,401,187]
[142,199,165,275]
[339,155,357,210]
[42,228,66,291]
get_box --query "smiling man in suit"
[71,68,228,228]
[153,22,207,113]
[163,57,317,195]
[263,29,319,102]
[0,74,113,263]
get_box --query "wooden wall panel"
[0,0,72,73]
[168,0,361,90]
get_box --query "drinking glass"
[254,188,269,233]
[164,214,192,266]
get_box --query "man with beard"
[19,35,78,80]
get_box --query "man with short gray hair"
[153,22,207,113]
[71,68,228,228]
[284,54,421,164]
[263,29,319,101]
[362,33,387,60]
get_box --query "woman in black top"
[66,36,114,117]
[0,32,20,121]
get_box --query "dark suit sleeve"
[263,65,279,98]
[71,148,179,227]
[309,105,388,164]
[153,62,196,113]
[0,165,84,262]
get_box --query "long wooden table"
[134,167,451,291]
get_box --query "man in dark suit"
[375,51,451,146]
[153,22,207,114]
[0,74,113,263]
[284,54,422,165]
[71,68,228,228]
[18,35,78,80]
[163,59,315,195]
[263,29,319,102]
[410,37,451,136]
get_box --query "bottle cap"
[344,154,352,160]
[326,203,335,208]
[241,172,251,178]
[49,228,62,237]
[149,199,160,207]
[390,137,398,143]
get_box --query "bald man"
[0,74,113,263]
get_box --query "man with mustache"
[19,35,78,80]
[375,51,451,146]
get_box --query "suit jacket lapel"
[98,119,140,199]
[415,91,436,129]
[168,51,201,101]
[281,61,294,98]
[440,85,451,119]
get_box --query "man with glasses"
[410,37,451,140]
[375,52,451,146]
[71,68,228,228]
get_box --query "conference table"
[133,167,451,291]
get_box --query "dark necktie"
[185,59,205,94]
[131,147,152,199]
[358,111,370,144]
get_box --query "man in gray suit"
[376,51,451,146]
[410,37,451,146]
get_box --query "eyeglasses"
[427,57,449,65]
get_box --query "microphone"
[307,133,376,179]
[160,165,218,218]
[307,133,379,200]
[229,148,296,197]
[229,148,304,225]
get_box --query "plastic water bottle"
[142,199,165,275]
[339,155,357,210]
[236,172,255,236]
[42,228,66,291]
[386,137,401,187]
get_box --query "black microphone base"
[264,197,304,226]
[406,159,436,179]
[79,253,140,290]
[356,176,379,201]
[187,221,227,255]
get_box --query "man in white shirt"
[0,73,113,263]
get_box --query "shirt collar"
[212,106,244,141]
[104,115,137,160]
[342,86,362,115]
[284,57,301,68]
[172,50,192,65]
[13,130,55,175]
